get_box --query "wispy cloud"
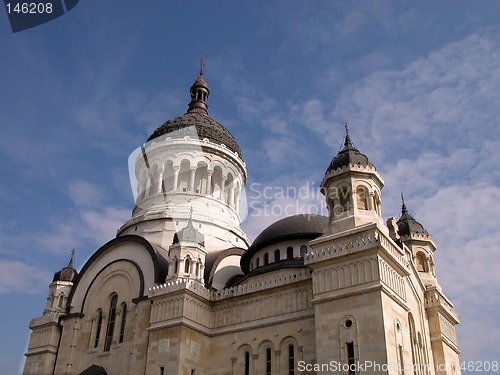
[35,179,130,256]
[0,261,51,294]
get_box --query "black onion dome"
[53,252,78,282]
[147,113,242,157]
[326,130,374,173]
[241,214,328,273]
[397,200,430,237]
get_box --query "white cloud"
[0,260,51,294]
[37,179,131,255]
[412,184,500,362]
[68,180,105,208]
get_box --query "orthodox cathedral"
[24,66,461,375]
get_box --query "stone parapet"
[29,312,60,329]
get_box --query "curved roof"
[147,113,242,157]
[147,71,242,158]
[204,247,245,288]
[241,214,328,273]
[326,131,374,173]
[53,251,78,282]
[66,235,168,313]
[397,202,430,237]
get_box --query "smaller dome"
[53,252,78,282]
[191,74,209,90]
[172,220,205,246]
[251,214,328,250]
[240,214,328,273]
[326,128,374,173]
[397,200,429,237]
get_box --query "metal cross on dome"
[200,57,205,76]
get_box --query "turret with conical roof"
[167,209,206,283]
[321,124,385,233]
[396,194,438,284]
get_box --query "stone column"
[189,167,197,192]
[206,170,213,195]
[155,167,164,194]
[252,354,259,375]
[229,183,235,207]
[274,350,281,374]
[172,166,180,191]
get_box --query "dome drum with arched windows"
[118,66,249,252]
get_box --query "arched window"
[194,162,208,194]
[195,260,200,278]
[356,187,369,210]
[346,342,355,374]
[178,160,191,192]
[287,247,294,260]
[264,253,269,265]
[104,295,118,351]
[408,313,418,372]
[94,309,103,348]
[174,257,179,274]
[256,258,260,267]
[58,294,64,308]
[265,348,272,375]
[416,253,426,272]
[163,160,175,192]
[288,344,295,375]
[119,303,127,344]
[184,258,191,274]
[274,249,281,262]
[211,166,223,198]
[244,351,250,375]
[300,245,307,257]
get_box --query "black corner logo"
[4,0,79,33]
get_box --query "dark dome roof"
[397,203,429,237]
[240,214,328,273]
[147,70,242,158]
[251,214,328,250]
[147,113,242,157]
[53,253,78,282]
[326,132,374,173]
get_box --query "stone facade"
[24,70,461,375]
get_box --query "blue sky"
[1,1,499,374]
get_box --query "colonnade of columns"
[137,160,242,212]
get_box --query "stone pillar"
[274,350,281,374]
[189,167,197,192]
[229,183,235,207]
[252,354,259,375]
[155,167,164,194]
[172,166,180,191]
[206,170,213,195]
